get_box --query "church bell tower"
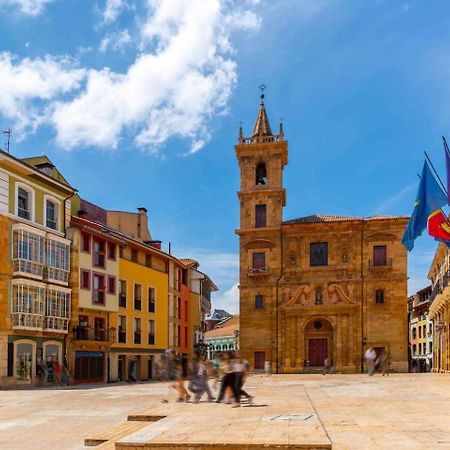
[235,88,288,371]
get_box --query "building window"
[412,344,417,355]
[119,280,126,307]
[373,245,387,266]
[134,284,142,310]
[11,282,45,330]
[419,327,422,338]
[423,324,426,337]
[310,242,328,266]
[81,233,90,253]
[45,199,58,230]
[47,238,70,283]
[148,319,155,345]
[255,294,264,309]
[92,273,105,305]
[107,276,116,294]
[44,288,70,332]
[419,343,422,354]
[17,186,33,220]
[134,318,141,344]
[118,316,126,343]
[375,289,384,304]
[429,341,433,353]
[255,163,267,185]
[93,239,105,268]
[145,254,151,267]
[107,243,116,260]
[12,226,45,277]
[412,327,416,339]
[255,204,267,228]
[429,323,432,335]
[148,287,156,313]
[131,249,138,263]
[252,252,266,271]
[80,269,90,289]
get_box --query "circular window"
[314,321,322,330]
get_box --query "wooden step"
[84,421,148,446]
[126,414,166,422]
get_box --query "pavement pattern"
[0,373,449,449]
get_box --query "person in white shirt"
[365,347,377,376]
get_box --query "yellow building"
[0,152,75,386]
[109,240,169,382]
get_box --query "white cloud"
[102,0,129,23]
[0,0,261,154]
[0,52,85,136]
[99,29,132,53]
[0,0,54,16]
[213,283,239,314]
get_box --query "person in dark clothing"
[216,352,239,404]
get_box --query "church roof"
[252,96,272,137]
[283,214,409,224]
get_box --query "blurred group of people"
[365,347,389,376]
[37,358,69,385]
[172,351,253,407]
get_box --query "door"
[94,317,105,341]
[309,338,328,366]
[148,357,153,380]
[254,351,265,370]
[118,356,124,381]
[75,351,104,383]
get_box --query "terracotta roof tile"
[283,214,409,224]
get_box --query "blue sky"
[1,0,449,312]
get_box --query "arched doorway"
[305,318,333,367]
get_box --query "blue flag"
[402,160,447,251]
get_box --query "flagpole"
[443,136,450,157]
[424,150,448,196]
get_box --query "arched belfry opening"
[255,162,267,185]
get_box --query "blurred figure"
[323,357,332,375]
[53,359,63,385]
[234,354,253,406]
[173,358,190,402]
[216,352,239,404]
[376,349,389,376]
[193,357,214,403]
[365,347,377,376]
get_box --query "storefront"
[74,351,104,384]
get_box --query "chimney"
[137,207,148,240]
[144,240,162,249]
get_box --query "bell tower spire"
[253,84,272,137]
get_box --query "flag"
[444,136,450,205]
[402,160,448,251]
[428,210,450,246]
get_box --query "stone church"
[236,94,409,373]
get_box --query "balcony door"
[94,317,105,341]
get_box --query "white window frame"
[44,286,71,334]
[13,339,36,381]
[11,279,45,331]
[14,182,35,223]
[46,236,70,284]
[43,340,63,363]
[11,224,46,279]
[43,195,60,231]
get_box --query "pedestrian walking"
[216,352,239,405]
[192,357,215,403]
[323,357,332,375]
[233,354,253,406]
[376,349,389,376]
[172,359,191,402]
[365,347,377,376]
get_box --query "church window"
[252,252,266,271]
[375,289,385,304]
[255,163,267,185]
[310,242,328,266]
[255,295,264,309]
[255,204,267,228]
[314,320,322,329]
[373,245,387,266]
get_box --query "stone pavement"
[0,374,449,449]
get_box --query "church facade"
[236,95,409,373]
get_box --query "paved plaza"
[0,374,449,449]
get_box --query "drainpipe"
[360,220,365,373]
[275,225,285,374]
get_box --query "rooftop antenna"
[3,129,12,153]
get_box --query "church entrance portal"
[305,318,333,367]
